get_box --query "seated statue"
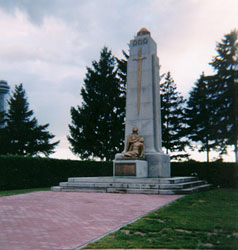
[124,126,145,159]
[124,137,145,158]
[126,126,141,152]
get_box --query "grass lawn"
[0,187,50,196]
[84,189,238,249]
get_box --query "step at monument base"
[51,177,212,195]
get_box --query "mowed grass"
[0,187,50,196]
[85,189,238,249]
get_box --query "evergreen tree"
[186,73,218,162]
[160,72,189,160]
[116,50,128,96]
[68,47,126,160]
[210,30,238,161]
[115,50,128,128]
[0,84,59,156]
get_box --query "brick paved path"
[0,191,182,250]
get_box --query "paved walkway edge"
[77,196,184,250]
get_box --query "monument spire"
[115,28,171,178]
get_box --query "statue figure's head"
[132,126,138,133]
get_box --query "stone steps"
[157,184,212,195]
[59,180,206,190]
[67,176,198,184]
[51,176,212,195]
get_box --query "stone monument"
[114,27,170,178]
[52,28,211,194]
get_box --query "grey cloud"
[0,0,84,24]
[0,0,139,26]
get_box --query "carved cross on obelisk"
[133,47,146,113]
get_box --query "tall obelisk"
[116,28,170,177]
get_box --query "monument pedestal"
[113,159,148,178]
[145,152,170,178]
[115,152,170,178]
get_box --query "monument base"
[113,159,148,178]
[145,152,170,178]
[115,152,170,178]
[52,176,212,194]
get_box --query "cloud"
[0,0,70,25]
[146,0,238,96]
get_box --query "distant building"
[0,80,10,125]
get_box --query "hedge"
[0,155,112,191]
[0,155,237,191]
[171,162,238,188]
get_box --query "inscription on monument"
[115,163,136,176]
[132,38,148,46]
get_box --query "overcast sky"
[0,0,237,161]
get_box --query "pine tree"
[116,50,128,96]
[160,72,189,161]
[68,47,126,161]
[210,30,238,162]
[186,73,218,162]
[0,84,59,156]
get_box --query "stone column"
[116,28,170,177]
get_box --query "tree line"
[0,30,237,162]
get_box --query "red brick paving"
[0,191,182,250]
